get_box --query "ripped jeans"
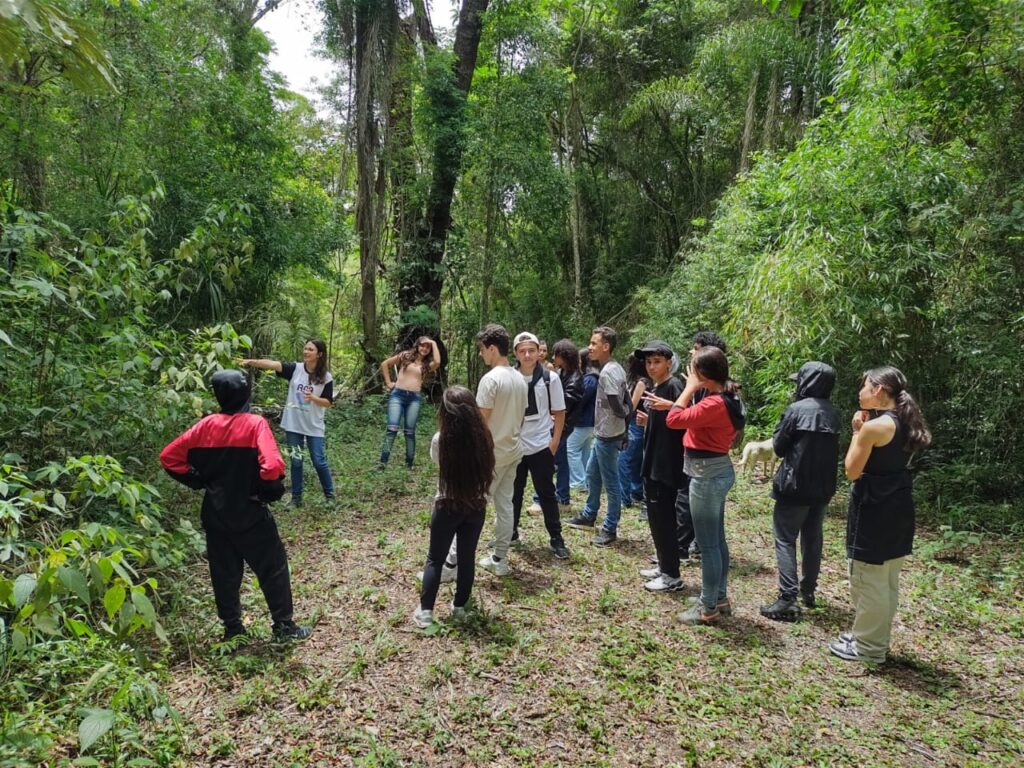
[380,388,422,467]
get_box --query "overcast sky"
[256,0,458,112]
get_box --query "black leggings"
[420,501,486,610]
[206,516,294,629]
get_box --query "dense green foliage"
[1,0,1023,761]
[635,0,1024,529]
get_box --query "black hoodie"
[771,362,841,504]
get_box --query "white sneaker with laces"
[418,563,457,584]
[639,566,661,579]
[412,608,434,628]
[645,574,684,592]
[478,553,510,576]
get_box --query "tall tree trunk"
[355,2,382,372]
[397,0,490,347]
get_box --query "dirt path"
[161,410,1024,767]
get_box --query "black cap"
[635,339,674,359]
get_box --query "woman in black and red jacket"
[663,346,745,625]
[160,369,311,642]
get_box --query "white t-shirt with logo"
[476,365,527,467]
[277,362,334,437]
[518,367,566,456]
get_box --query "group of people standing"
[414,323,931,665]
[158,322,931,667]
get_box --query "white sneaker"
[450,602,467,620]
[639,566,661,579]
[418,563,457,583]
[478,553,510,576]
[412,608,434,628]
[528,502,542,515]
[645,574,684,592]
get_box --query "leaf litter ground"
[161,403,1023,767]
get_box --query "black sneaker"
[549,541,570,559]
[800,592,816,609]
[272,621,313,642]
[760,596,800,622]
[289,496,303,509]
[222,623,246,642]
[566,514,596,530]
[592,528,617,547]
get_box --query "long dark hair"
[398,336,432,370]
[691,346,740,394]
[625,352,649,387]
[437,386,495,506]
[551,338,579,374]
[306,338,328,385]
[862,366,931,454]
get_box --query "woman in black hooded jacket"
[760,361,840,621]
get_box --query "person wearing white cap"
[509,331,570,560]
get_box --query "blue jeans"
[285,431,335,499]
[689,463,735,610]
[582,437,623,533]
[567,426,594,490]
[617,420,645,505]
[554,431,570,504]
[535,433,571,506]
[380,388,422,466]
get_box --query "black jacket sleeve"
[772,409,796,457]
[163,467,207,490]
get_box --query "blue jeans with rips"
[582,436,623,534]
[689,462,735,610]
[380,388,422,466]
[285,431,335,500]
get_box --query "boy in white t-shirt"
[509,332,570,559]
[432,324,527,581]
[474,324,528,576]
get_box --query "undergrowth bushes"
[635,0,1024,531]
[0,191,252,762]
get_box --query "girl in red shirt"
[662,346,745,624]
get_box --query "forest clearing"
[3,0,1024,765]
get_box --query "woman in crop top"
[662,346,745,625]
[829,366,930,664]
[379,336,441,467]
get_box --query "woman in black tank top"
[830,367,931,664]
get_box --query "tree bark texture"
[397,0,489,347]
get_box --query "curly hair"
[398,336,433,371]
[692,330,727,353]
[551,339,579,373]
[476,324,510,356]
[437,386,495,506]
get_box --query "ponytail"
[863,366,931,455]
[896,389,931,455]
